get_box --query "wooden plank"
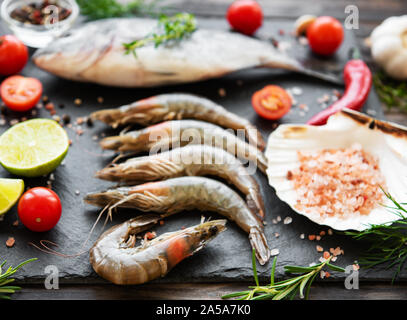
[12,282,407,300]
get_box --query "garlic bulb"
[371,15,407,80]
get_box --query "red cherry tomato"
[0,35,28,76]
[18,187,62,232]
[307,16,344,56]
[0,75,43,112]
[226,0,263,35]
[252,85,292,120]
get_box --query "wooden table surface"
[10,0,407,300]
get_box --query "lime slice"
[0,178,24,216]
[0,119,69,177]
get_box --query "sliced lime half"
[0,178,24,216]
[0,119,69,177]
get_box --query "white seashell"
[265,109,407,231]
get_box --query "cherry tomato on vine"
[0,75,43,112]
[18,187,62,232]
[307,16,344,56]
[0,35,28,76]
[226,0,263,35]
[252,85,292,120]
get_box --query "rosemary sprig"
[123,13,197,57]
[0,258,37,299]
[222,250,345,300]
[373,71,407,113]
[345,190,407,282]
[76,0,162,20]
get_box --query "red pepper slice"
[307,59,372,126]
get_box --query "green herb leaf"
[77,0,163,20]
[123,13,197,56]
[222,255,344,300]
[346,191,407,282]
[0,258,37,300]
[373,71,407,113]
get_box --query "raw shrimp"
[96,145,266,219]
[90,215,226,285]
[84,176,270,264]
[99,120,268,174]
[91,93,265,150]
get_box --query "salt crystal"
[291,87,303,95]
[283,216,292,225]
[270,249,280,256]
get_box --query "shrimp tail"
[100,134,144,152]
[246,188,265,220]
[249,227,271,265]
[100,136,125,150]
[257,155,268,175]
[247,127,266,151]
[96,158,183,182]
[91,109,123,128]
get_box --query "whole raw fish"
[33,18,341,87]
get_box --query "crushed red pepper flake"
[12,220,19,227]
[323,251,331,259]
[316,245,323,252]
[308,234,316,241]
[6,237,15,248]
[45,102,55,111]
[144,232,156,241]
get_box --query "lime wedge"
[0,119,69,177]
[0,178,24,216]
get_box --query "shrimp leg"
[85,176,270,265]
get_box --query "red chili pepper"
[307,59,372,126]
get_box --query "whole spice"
[10,0,72,25]
[307,59,372,125]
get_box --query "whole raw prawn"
[90,214,226,285]
[100,120,268,174]
[84,176,270,265]
[96,145,265,219]
[91,93,265,150]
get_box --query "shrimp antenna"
[28,202,113,258]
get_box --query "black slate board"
[0,17,403,285]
